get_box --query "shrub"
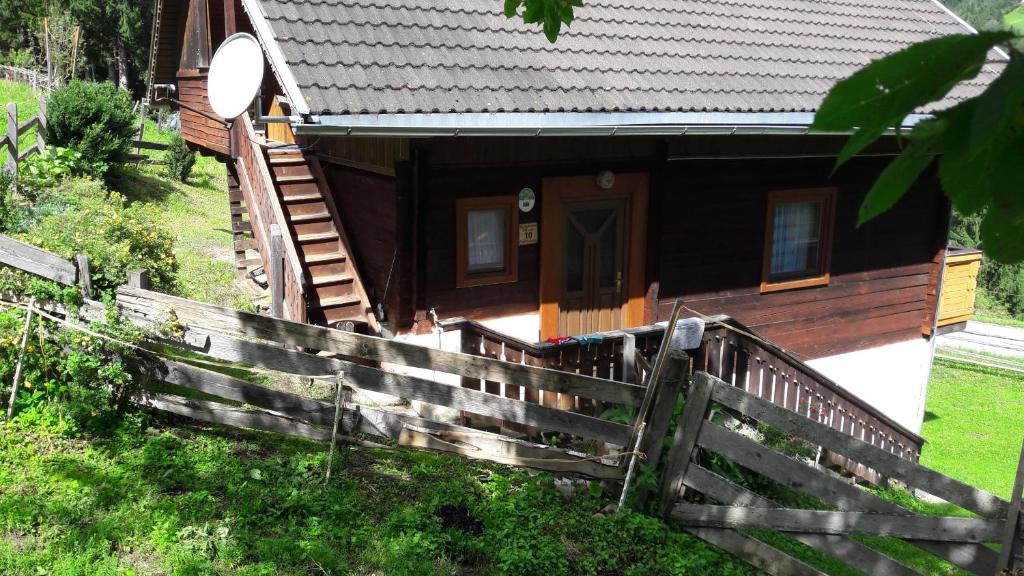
[44,81,136,173]
[23,178,178,294]
[165,134,197,183]
[0,168,17,231]
[18,146,107,198]
[0,307,141,436]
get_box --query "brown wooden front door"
[560,198,628,335]
[540,173,649,340]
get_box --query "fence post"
[127,269,150,290]
[997,440,1024,571]
[5,102,16,182]
[36,97,46,152]
[270,224,284,318]
[75,253,92,299]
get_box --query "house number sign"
[519,222,538,245]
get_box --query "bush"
[44,81,137,174]
[23,178,178,294]
[0,307,141,436]
[18,146,107,198]
[165,134,197,183]
[0,169,17,232]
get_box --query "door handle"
[616,271,622,293]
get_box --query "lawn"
[0,418,760,576]
[920,358,1024,499]
[114,119,253,310]
[0,80,42,152]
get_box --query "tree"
[65,0,152,92]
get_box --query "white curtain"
[467,208,505,271]
[771,202,818,275]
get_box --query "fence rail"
[0,65,49,94]
[2,100,46,181]
[658,372,1022,576]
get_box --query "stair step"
[238,257,262,268]
[232,221,253,234]
[289,211,331,223]
[312,294,361,309]
[274,174,316,184]
[228,189,244,202]
[282,192,323,202]
[304,252,347,264]
[312,273,353,287]
[297,231,339,243]
[233,238,258,252]
[269,155,306,165]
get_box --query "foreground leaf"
[856,125,941,226]
[813,32,1011,167]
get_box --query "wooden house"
[148,0,1003,436]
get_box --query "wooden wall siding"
[266,96,295,144]
[934,249,983,330]
[179,0,212,71]
[176,73,230,157]
[418,165,546,325]
[321,163,401,321]
[655,156,948,360]
[308,136,409,176]
[151,0,188,87]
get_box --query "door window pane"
[566,223,584,292]
[770,201,822,277]
[466,208,506,273]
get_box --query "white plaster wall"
[806,337,932,434]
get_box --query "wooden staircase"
[264,146,376,331]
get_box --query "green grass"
[972,313,1024,329]
[0,80,42,152]
[921,358,1024,499]
[0,419,762,576]
[112,119,252,310]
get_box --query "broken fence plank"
[133,390,383,448]
[398,428,624,480]
[672,503,1002,543]
[140,327,631,445]
[683,464,921,576]
[680,526,828,576]
[0,234,77,285]
[116,286,645,407]
[696,420,999,575]
[708,374,1010,520]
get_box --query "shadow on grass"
[110,168,179,205]
[923,411,939,423]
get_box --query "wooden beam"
[116,286,645,406]
[683,465,921,576]
[269,224,284,318]
[0,234,78,285]
[5,103,16,180]
[398,428,623,480]
[75,253,92,299]
[707,374,1009,519]
[658,371,715,516]
[640,350,686,470]
[138,327,631,445]
[679,526,828,576]
[672,504,1002,543]
[133,390,383,448]
[696,420,999,575]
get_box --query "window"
[456,196,518,287]
[761,188,836,293]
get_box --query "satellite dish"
[207,33,264,120]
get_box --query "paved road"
[938,321,1024,359]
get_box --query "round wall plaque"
[518,188,536,213]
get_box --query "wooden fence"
[657,371,1024,576]
[2,101,46,181]
[2,232,1021,575]
[0,234,91,297]
[0,65,50,94]
[447,314,926,485]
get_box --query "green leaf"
[503,0,520,18]
[856,125,940,226]
[969,57,1024,152]
[980,206,1024,263]
[813,32,1012,167]
[988,135,1024,221]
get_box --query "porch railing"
[442,315,925,476]
[232,114,307,322]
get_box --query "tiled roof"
[252,0,1005,117]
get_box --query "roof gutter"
[294,111,932,138]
